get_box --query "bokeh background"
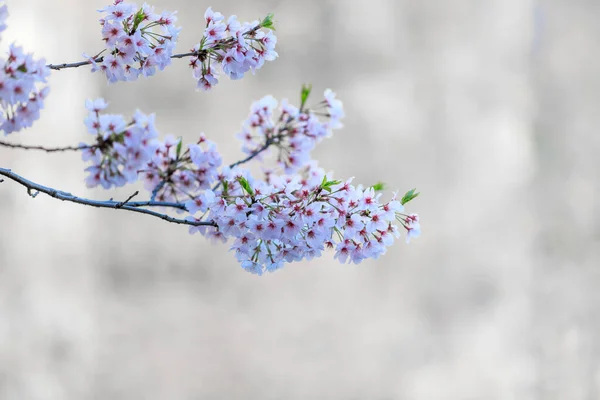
[1,0,599,398]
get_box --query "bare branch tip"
[27,188,39,198]
[116,191,140,208]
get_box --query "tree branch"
[229,138,273,169]
[47,50,209,71]
[0,167,216,227]
[0,140,93,152]
[46,24,264,71]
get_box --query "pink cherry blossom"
[91,1,181,83]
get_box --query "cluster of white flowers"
[76,90,420,274]
[183,92,418,274]
[190,8,278,91]
[236,89,344,173]
[88,0,181,83]
[0,5,50,135]
[141,133,222,202]
[81,98,159,188]
[189,162,420,275]
[81,98,224,199]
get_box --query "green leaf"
[320,175,341,193]
[132,7,146,31]
[175,137,183,159]
[261,13,275,30]
[300,83,312,109]
[321,175,328,187]
[238,177,254,196]
[222,180,229,195]
[371,181,386,191]
[401,188,420,205]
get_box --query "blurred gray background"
[1,0,599,398]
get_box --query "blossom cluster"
[81,98,223,200]
[183,90,419,274]
[190,8,278,91]
[188,162,420,275]
[140,132,222,203]
[77,90,420,275]
[0,5,50,135]
[82,98,159,188]
[236,88,344,173]
[89,0,181,83]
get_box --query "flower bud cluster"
[190,8,278,91]
[89,0,181,83]
[236,89,344,173]
[0,4,50,135]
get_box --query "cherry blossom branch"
[47,51,205,71]
[46,23,265,71]
[228,137,273,169]
[0,167,216,227]
[0,140,93,152]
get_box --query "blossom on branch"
[141,133,222,203]
[197,162,418,275]
[0,5,50,135]
[235,88,344,174]
[74,86,419,274]
[90,0,181,83]
[190,8,278,91]
[82,98,159,188]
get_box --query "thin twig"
[47,59,97,70]
[124,200,187,210]
[150,180,166,201]
[0,140,93,152]
[116,191,139,208]
[47,50,206,71]
[229,139,273,169]
[0,167,216,227]
[212,138,274,191]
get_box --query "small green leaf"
[222,180,229,195]
[238,177,254,196]
[132,7,146,31]
[321,175,328,187]
[320,176,341,193]
[261,13,275,30]
[300,83,312,109]
[175,137,183,159]
[371,182,386,191]
[401,188,420,205]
